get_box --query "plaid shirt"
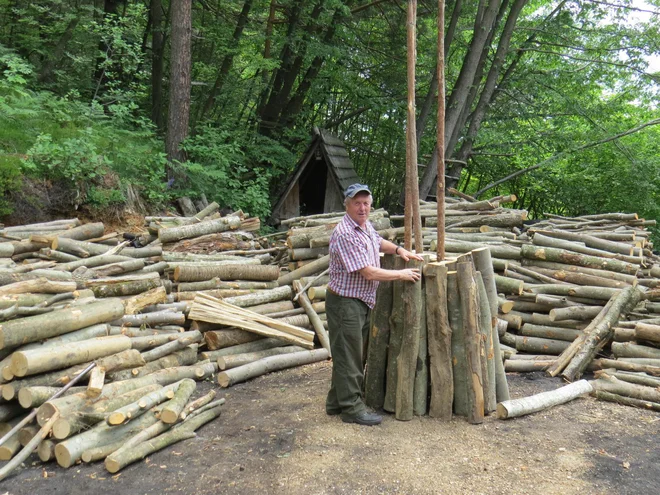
[328,214,382,308]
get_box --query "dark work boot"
[341,411,383,426]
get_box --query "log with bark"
[217,348,329,387]
[497,380,593,419]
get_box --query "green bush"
[181,125,294,219]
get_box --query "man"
[325,183,423,426]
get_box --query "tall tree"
[166,0,192,173]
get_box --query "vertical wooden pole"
[447,268,468,416]
[405,0,423,253]
[436,0,446,260]
[413,275,428,416]
[364,255,395,409]
[396,259,423,421]
[476,272,497,413]
[384,257,405,412]
[457,259,484,424]
[425,262,453,419]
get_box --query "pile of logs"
[0,210,331,480]
[1,194,659,480]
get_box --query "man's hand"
[398,247,424,262]
[399,268,421,282]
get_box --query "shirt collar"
[343,213,369,233]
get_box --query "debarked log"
[496,380,593,419]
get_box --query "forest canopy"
[0,0,658,225]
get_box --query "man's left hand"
[398,247,424,262]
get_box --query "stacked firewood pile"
[0,209,331,479]
[1,194,659,479]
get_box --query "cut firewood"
[217,349,329,388]
[497,380,593,419]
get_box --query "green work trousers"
[325,290,371,417]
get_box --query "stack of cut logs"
[0,205,330,480]
[1,193,660,480]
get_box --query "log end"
[37,403,58,427]
[107,412,126,426]
[160,409,178,424]
[105,456,121,474]
[52,418,73,440]
[17,388,34,409]
[38,439,55,462]
[217,372,230,388]
[217,358,228,371]
[2,384,16,401]
[0,446,15,461]
[54,444,73,468]
[496,403,509,419]
[1,365,13,381]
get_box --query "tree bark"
[384,257,405,412]
[0,299,125,349]
[457,259,484,424]
[520,245,640,275]
[476,273,496,413]
[217,348,329,387]
[425,262,453,419]
[166,0,192,170]
[10,335,132,377]
[159,216,242,243]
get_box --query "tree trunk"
[150,0,165,129]
[520,245,640,275]
[457,259,484,424]
[549,305,603,322]
[561,287,643,382]
[55,408,158,468]
[10,335,132,377]
[364,255,394,409]
[612,342,660,360]
[476,273,496,413]
[276,255,330,286]
[105,404,222,474]
[174,263,279,283]
[0,299,125,349]
[497,380,593,419]
[520,323,582,342]
[425,262,453,419]
[218,345,306,370]
[204,329,263,350]
[384,257,405,412]
[217,348,329,387]
[166,0,192,172]
[159,216,242,243]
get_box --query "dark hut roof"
[270,129,360,221]
[318,130,360,192]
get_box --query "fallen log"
[497,380,593,419]
[520,245,639,275]
[105,403,223,474]
[0,298,125,349]
[157,216,242,243]
[173,263,279,283]
[10,335,132,377]
[562,286,643,382]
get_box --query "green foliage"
[180,125,295,219]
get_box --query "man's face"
[346,192,372,227]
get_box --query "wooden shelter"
[270,128,361,224]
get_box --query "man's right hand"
[399,268,421,282]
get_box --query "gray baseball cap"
[344,183,372,198]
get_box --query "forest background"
[0,0,658,231]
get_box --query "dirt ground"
[1,364,659,495]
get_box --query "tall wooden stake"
[436,0,446,260]
[405,0,423,253]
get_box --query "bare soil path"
[1,364,658,495]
